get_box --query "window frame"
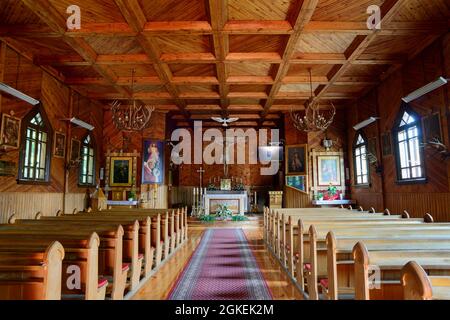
[17,105,53,185]
[352,130,370,187]
[78,133,96,187]
[392,103,427,184]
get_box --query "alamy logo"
[368,265,381,290]
[170,121,280,176]
[367,5,382,30]
[66,265,81,290]
[66,5,81,30]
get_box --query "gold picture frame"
[110,156,133,187]
[285,144,308,176]
[53,131,66,158]
[0,113,21,149]
[317,155,341,186]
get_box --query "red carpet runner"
[168,228,272,300]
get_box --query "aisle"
[168,228,272,300]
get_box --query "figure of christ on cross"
[197,167,205,190]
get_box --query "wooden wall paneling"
[0,42,6,112]
[284,186,311,208]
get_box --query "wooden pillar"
[63,90,74,213]
[0,42,6,114]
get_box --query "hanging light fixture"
[290,68,336,132]
[110,69,155,132]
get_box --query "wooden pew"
[0,232,107,300]
[305,221,450,299]
[9,217,142,293]
[352,242,450,300]
[0,241,64,300]
[0,222,127,300]
[281,214,429,295]
[401,261,450,300]
[323,232,450,300]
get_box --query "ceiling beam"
[314,0,409,101]
[20,0,130,98]
[260,0,320,119]
[113,0,189,116]
[207,0,230,115]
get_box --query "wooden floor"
[132,215,304,300]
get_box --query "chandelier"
[290,69,336,132]
[110,69,155,132]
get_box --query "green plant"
[232,215,249,222]
[316,192,324,200]
[327,184,337,196]
[216,204,232,219]
[199,214,216,222]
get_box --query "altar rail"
[284,187,312,208]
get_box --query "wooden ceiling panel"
[228,0,293,20]
[393,0,449,21]
[326,84,371,94]
[312,0,385,22]
[228,105,264,112]
[177,85,218,93]
[342,64,390,77]
[85,36,144,55]
[228,63,275,76]
[74,84,119,94]
[169,64,216,77]
[229,35,288,53]
[0,0,42,24]
[139,0,207,21]
[363,35,438,56]
[126,84,167,93]
[228,98,264,105]
[229,85,270,93]
[55,65,101,78]
[154,35,211,53]
[279,83,319,93]
[109,64,158,77]
[296,33,356,53]
[48,0,125,23]
[287,64,335,77]
[7,37,75,56]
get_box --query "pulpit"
[269,191,283,209]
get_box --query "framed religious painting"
[286,175,307,193]
[110,157,133,187]
[381,132,392,157]
[422,112,443,143]
[285,144,308,176]
[142,140,165,185]
[317,155,341,186]
[220,179,231,191]
[70,138,81,162]
[53,131,66,158]
[0,113,21,149]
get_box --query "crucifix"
[197,167,205,189]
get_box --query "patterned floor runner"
[168,228,272,300]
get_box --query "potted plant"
[316,192,324,201]
[326,184,339,200]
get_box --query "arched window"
[18,105,53,183]
[353,131,369,185]
[392,104,425,182]
[79,134,95,186]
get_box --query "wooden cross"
[197,167,205,188]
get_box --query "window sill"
[17,179,51,186]
[395,178,428,185]
[353,184,371,189]
[78,184,96,188]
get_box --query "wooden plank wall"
[103,110,169,209]
[347,34,450,221]
[0,42,103,222]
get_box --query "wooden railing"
[284,187,312,208]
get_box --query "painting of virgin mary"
[142,140,164,184]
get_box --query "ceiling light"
[0,83,39,105]
[402,76,448,103]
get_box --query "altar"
[203,191,248,216]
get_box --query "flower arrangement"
[233,183,245,191]
[216,204,233,220]
[207,183,219,191]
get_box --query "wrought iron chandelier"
[110,69,155,132]
[290,69,336,132]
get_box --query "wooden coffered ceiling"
[0,0,449,127]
